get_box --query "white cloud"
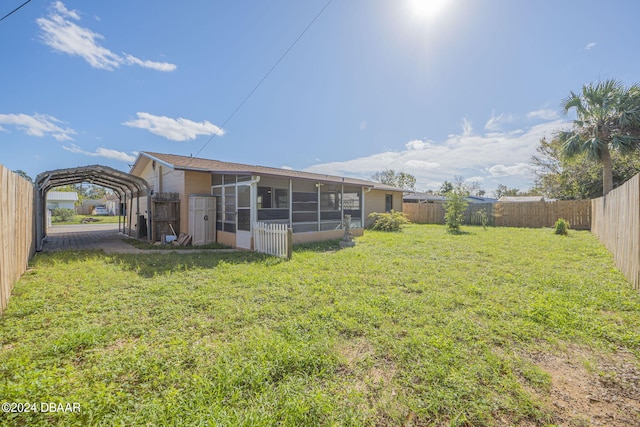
[0,113,76,141]
[487,163,531,177]
[527,109,559,121]
[584,42,596,50]
[484,111,514,132]
[305,117,568,193]
[405,139,431,150]
[37,2,176,72]
[63,143,136,163]
[122,112,224,141]
[465,176,485,184]
[405,160,440,170]
[462,118,473,136]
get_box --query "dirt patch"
[528,346,640,426]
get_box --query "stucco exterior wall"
[291,228,364,245]
[216,230,236,248]
[364,189,404,225]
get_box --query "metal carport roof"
[34,165,151,251]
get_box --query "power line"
[0,0,32,23]
[194,0,335,158]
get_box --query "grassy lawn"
[52,214,122,225]
[1,224,640,426]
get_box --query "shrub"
[367,210,410,232]
[554,218,570,235]
[477,208,489,230]
[444,189,469,233]
[52,208,76,222]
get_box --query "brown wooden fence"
[591,174,640,289]
[403,199,591,230]
[0,165,36,315]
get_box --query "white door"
[236,184,252,249]
[189,196,216,245]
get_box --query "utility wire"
[0,0,32,23]
[194,0,334,158]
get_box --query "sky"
[1,0,639,195]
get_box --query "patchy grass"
[123,239,230,250]
[1,224,640,426]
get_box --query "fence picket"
[0,165,36,315]
[253,222,290,258]
[403,200,591,230]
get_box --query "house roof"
[404,192,446,203]
[131,152,405,192]
[46,191,79,201]
[498,196,544,202]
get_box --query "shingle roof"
[46,191,79,201]
[137,152,404,191]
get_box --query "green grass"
[1,224,640,426]
[52,214,122,225]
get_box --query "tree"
[371,169,416,190]
[531,136,640,199]
[444,180,469,233]
[12,169,32,183]
[493,184,520,199]
[438,180,454,195]
[558,79,640,196]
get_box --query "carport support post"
[35,187,43,251]
[146,193,152,242]
[136,195,140,239]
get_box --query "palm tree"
[558,79,640,195]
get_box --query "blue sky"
[1,0,638,194]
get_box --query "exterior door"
[189,196,216,245]
[236,184,252,249]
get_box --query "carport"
[35,165,151,251]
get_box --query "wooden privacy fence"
[0,165,36,315]
[253,222,292,259]
[591,174,640,289]
[403,200,591,230]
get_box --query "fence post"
[287,228,293,260]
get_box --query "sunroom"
[211,173,365,249]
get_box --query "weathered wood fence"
[403,200,591,230]
[253,222,292,259]
[592,174,640,289]
[0,165,36,315]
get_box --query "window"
[385,194,393,212]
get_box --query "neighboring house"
[404,192,446,204]
[46,191,78,210]
[498,196,545,203]
[104,193,121,216]
[77,198,106,215]
[129,152,404,248]
[466,195,498,204]
[404,193,497,204]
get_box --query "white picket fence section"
[253,222,291,258]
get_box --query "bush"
[444,189,469,233]
[52,208,76,222]
[367,210,410,232]
[554,218,570,235]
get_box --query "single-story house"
[129,152,404,248]
[498,196,545,203]
[104,193,121,216]
[46,191,78,210]
[404,192,497,204]
[77,198,106,215]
